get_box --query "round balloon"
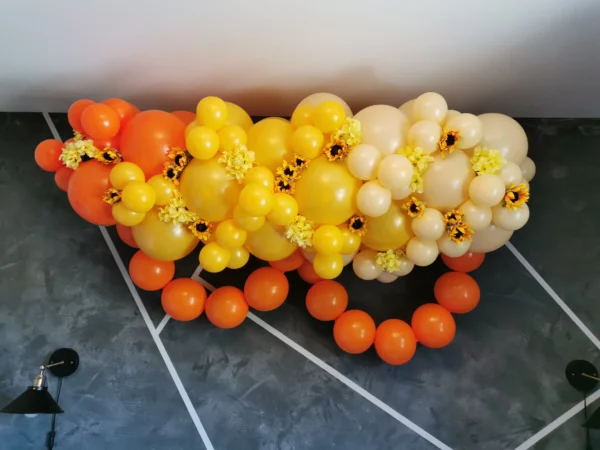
[129,250,175,291]
[441,251,485,273]
[246,118,293,172]
[226,102,253,131]
[245,221,297,261]
[67,160,115,226]
[244,267,289,311]
[434,272,480,314]
[333,310,376,354]
[411,303,455,348]
[362,201,413,251]
[469,224,513,253]
[374,319,417,365]
[478,113,528,165]
[354,105,410,155]
[161,278,207,321]
[296,93,352,117]
[306,280,348,321]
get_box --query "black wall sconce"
[1,348,79,450]
[566,360,600,450]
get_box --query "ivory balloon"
[398,99,415,123]
[390,185,410,201]
[437,237,471,258]
[377,154,413,190]
[246,118,293,172]
[341,252,356,266]
[411,208,445,240]
[492,203,530,231]
[498,161,523,187]
[470,224,513,253]
[444,110,461,125]
[352,250,383,280]
[469,174,505,207]
[412,92,448,124]
[421,150,475,211]
[362,201,413,251]
[406,237,439,267]
[478,113,528,165]
[393,259,414,277]
[296,93,352,117]
[245,221,297,261]
[377,272,398,283]
[458,200,492,231]
[357,181,392,217]
[346,144,382,181]
[407,121,442,154]
[520,157,536,182]
[444,113,482,149]
[354,105,410,155]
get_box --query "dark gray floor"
[1,113,599,449]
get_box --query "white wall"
[1,0,599,117]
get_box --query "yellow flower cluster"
[376,249,405,273]
[470,147,505,175]
[59,136,98,170]
[158,191,197,224]
[324,118,361,161]
[285,215,314,248]
[218,144,255,182]
[397,146,435,193]
[274,155,309,194]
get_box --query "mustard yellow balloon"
[196,96,228,131]
[215,219,247,249]
[246,118,293,172]
[121,181,156,213]
[227,247,250,269]
[313,253,343,279]
[245,222,297,261]
[132,209,199,261]
[239,184,274,216]
[186,126,220,160]
[313,225,344,255]
[199,242,231,273]
[267,193,298,226]
[291,125,325,160]
[110,162,145,190]
[147,174,175,206]
[225,102,253,131]
[233,206,266,232]
[112,203,146,226]
[339,226,361,254]
[294,155,361,225]
[218,124,247,151]
[180,157,242,222]
[314,100,346,134]
[362,201,413,251]
[291,105,315,129]
[185,121,198,137]
[245,166,274,189]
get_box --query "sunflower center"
[284,167,295,176]
[195,222,208,233]
[445,134,456,147]
[352,219,364,230]
[103,151,115,161]
[512,192,520,202]
[175,154,184,166]
[166,168,177,178]
[410,204,419,214]
[295,158,305,166]
[81,154,92,162]
[330,144,343,156]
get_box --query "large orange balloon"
[128,250,175,291]
[68,99,94,133]
[297,260,323,284]
[120,110,186,177]
[161,278,207,321]
[171,110,196,125]
[411,304,456,348]
[67,160,115,226]
[81,103,121,140]
[268,250,304,272]
[116,224,138,248]
[374,319,417,365]
[441,251,485,273]
[35,139,64,172]
[55,167,74,192]
[102,98,137,128]
[434,272,480,314]
[333,310,376,354]
[205,286,249,329]
[306,280,348,321]
[244,267,289,311]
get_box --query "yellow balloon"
[291,125,325,160]
[110,162,145,190]
[245,222,296,261]
[196,96,228,131]
[233,206,266,231]
[218,124,247,151]
[239,184,274,216]
[246,118,293,172]
[199,242,231,273]
[228,247,250,269]
[294,155,361,225]
[225,102,253,131]
[313,225,344,255]
[185,121,198,137]
[186,126,220,160]
[339,226,361,254]
[291,105,315,129]
[244,166,274,189]
[132,209,199,261]
[313,100,346,134]
[112,203,146,226]
[267,193,298,226]
[215,219,247,249]
[362,201,413,251]
[121,181,156,213]
[147,174,175,206]
[180,157,242,222]
[313,253,343,279]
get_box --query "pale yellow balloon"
[377,154,413,190]
[362,201,413,251]
[132,209,199,261]
[458,200,492,231]
[227,247,250,269]
[245,221,297,261]
[233,206,265,232]
[445,113,482,149]
[393,259,414,277]
[406,236,439,267]
[295,155,361,225]
[412,92,448,124]
[296,93,352,117]
[470,224,513,253]
[245,166,274,189]
[225,102,253,131]
[147,174,175,206]
[411,208,445,240]
[469,174,505,207]
[179,157,242,222]
[246,118,293,172]
[199,242,230,273]
[112,203,146,226]
[492,203,530,231]
[341,252,356,266]
[421,150,475,212]
[313,253,344,279]
[520,157,536,182]
[437,237,471,258]
[444,110,461,126]
[478,113,528,165]
[352,249,383,280]
[390,185,410,201]
[377,272,398,283]
[356,180,392,218]
[398,99,415,123]
[354,105,410,155]
[346,144,382,180]
[498,161,523,187]
[407,120,442,154]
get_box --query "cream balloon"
[492,203,530,231]
[352,250,383,280]
[444,110,461,125]
[478,113,528,165]
[398,99,415,123]
[354,105,410,155]
[296,92,352,117]
[458,200,492,231]
[357,181,392,217]
[444,113,482,149]
[498,161,523,187]
[469,174,505,207]
[390,185,411,201]
[407,120,442,154]
[470,224,513,253]
[520,157,536,182]
[412,92,448,124]
[346,144,382,180]
[406,237,439,267]
[341,252,356,266]
[377,154,413,190]
[393,259,415,277]
[377,272,398,283]
[437,237,471,258]
[411,208,445,240]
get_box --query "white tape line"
[156,314,171,336]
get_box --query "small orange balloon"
[306,280,348,321]
[35,139,63,172]
[81,103,121,139]
[268,250,305,272]
[441,251,485,273]
[54,167,74,192]
[297,260,323,285]
[205,286,249,329]
[333,310,376,354]
[374,319,417,365]
[434,272,480,314]
[93,134,121,151]
[116,224,138,248]
[102,98,137,128]
[68,99,94,133]
[411,304,456,349]
[161,278,207,321]
[244,267,289,311]
[67,160,115,225]
[128,250,175,291]
[171,110,196,125]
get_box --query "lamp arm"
[43,361,64,370]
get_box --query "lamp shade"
[1,387,63,415]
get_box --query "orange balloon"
[102,98,137,128]
[67,160,115,225]
[93,134,121,151]
[297,260,323,284]
[333,310,376,354]
[68,99,94,132]
[411,304,456,348]
[441,251,485,273]
[128,250,175,291]
[205,286,249,328]
[374,319,417,365]
[54,167,74,192]
[268,250,305,272]
[171,110,196,125]
[244,267,289,311]
[116,224,138,248]
[434,272,480,314]
[161,278,207,321]
[120,110,186,177]
[306,280,348,321]
[81,103,121,140]
[35,139,63,172]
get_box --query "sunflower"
[189,218,212,241]
[439,129,461,157]
[276,160,300,182]
[348,215,367,236]
[284,215,314,248]
[274,177,295,194]
[504,184,530,210]
[324,141,349,161]
[448,223,474,244]
[443,209,464,227]
[292,154,309,171]
[94,148,122,165]
[103,188,121,205]
[402,197,425,218]
[163,162,183,184]
[168,147,190,169]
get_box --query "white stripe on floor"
[155,314,171,335]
